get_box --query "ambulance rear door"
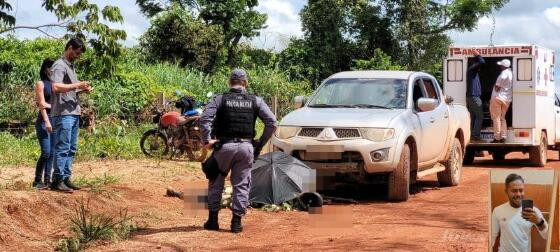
[443,57,466,105]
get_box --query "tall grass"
[0,131,40,166]
[0,123,151,166]
[0,38,312,124]
[56,198,137,252]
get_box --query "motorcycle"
[140,92,212,162]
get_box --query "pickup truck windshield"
[308,78,407,109]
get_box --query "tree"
[351,48,402,71]
[278,38,320,82]
[136,0,266,67]
[0,0,14,29]
[139,5,224,72]
[350,0,399,60]
[0,0,127,76]
[136,0,198,17]
[280,0,509,85]
[198,0,266,65]
[280,0,397,86]
[383,0,509,70]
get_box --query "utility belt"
[218,138,253,144]
[212,138,254,152]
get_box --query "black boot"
[203,211,219,231]
[32,181,48,190]
[64,178,81,190]
[50,179,58,190]
[52,179,73,193]
[231,214,243,233]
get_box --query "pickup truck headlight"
[275,126,300,139]
[359,128,395,142]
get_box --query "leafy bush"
[0,38,311,165]
[0,38,312,124]
[139,5,225,72]
[351,48,403,71]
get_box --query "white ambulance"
[443,45,559,166]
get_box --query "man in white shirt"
[491,173,548,252]
[490,59,513,143]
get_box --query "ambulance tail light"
[515,131,530,138]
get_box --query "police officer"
[200,69,277,233]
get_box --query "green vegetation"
[0,38,312,125]
[279,0,509,86]
[0,0,510,167]
[73,173,121,190]
[0,37,310,166]
[0,123,150,166]
[0,0,127,76]
[137,0,267,65]
[56,198,138,252]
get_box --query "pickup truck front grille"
[333,128,360,139]
[298,128,323,137]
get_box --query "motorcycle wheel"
[186,130,208,162]
[140,129,169,158]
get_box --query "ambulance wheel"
[529,132,547,167]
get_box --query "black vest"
[213,89,258,140]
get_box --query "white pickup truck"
[271,71,471,201]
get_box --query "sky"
[3,0,559,81]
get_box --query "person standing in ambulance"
[466,50,486,142]
[490,59,513,143]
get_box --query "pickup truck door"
[414,78,450,163]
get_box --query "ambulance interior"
[467,56,514,131]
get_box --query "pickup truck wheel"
[438,138,462,187]
[463,149,475,165]
[388,144,410,202]
[529,132,547,167]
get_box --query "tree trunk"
[226,34,242,67]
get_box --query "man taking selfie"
[491,173,548,251]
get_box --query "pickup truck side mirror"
[417,98,438,112]
[294,96,306,109]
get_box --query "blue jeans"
[35,117,55,184]
[52,115,80,181]
[466,96,483,139]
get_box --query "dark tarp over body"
[249,151,316,205]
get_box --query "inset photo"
[548,173,560,252]
[489,169,557,252]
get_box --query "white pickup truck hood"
[280,107,404,128]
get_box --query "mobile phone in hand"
[522,199,533,210]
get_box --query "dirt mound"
[0,159,201,251]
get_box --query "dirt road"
[1,151,559,251]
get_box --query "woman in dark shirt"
[33,59,55,189]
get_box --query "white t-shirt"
[491,68,513,103]
[491,202,548,252]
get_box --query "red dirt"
[1,150,559,251]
